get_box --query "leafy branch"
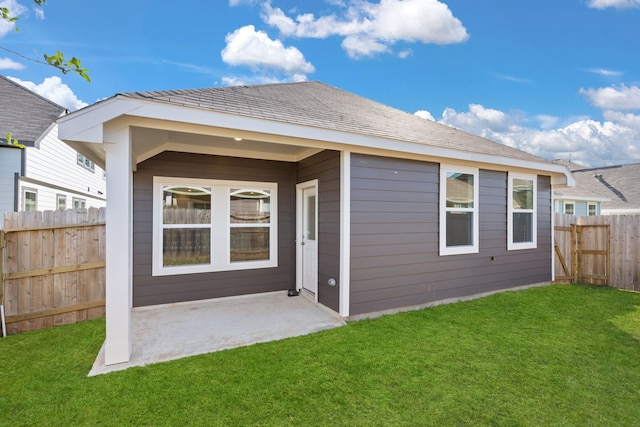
[5,132,25,148]
[0,0,90,82]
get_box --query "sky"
[1,0,639,168]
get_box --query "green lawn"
[1,284,639,426]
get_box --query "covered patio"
[89,291,345,376]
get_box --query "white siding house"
[0,75,106,227]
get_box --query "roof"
[0,75,66,147]
[555,163,640,210]
[122,81,548,165]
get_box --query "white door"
[301,185,318,295]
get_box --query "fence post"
[571,224,578,283]
[1,229,5,337]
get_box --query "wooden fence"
[554,213,639,291]
[1,208,105,335]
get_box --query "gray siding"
[0,147,20,225]
[133,152,296,307]
[297,150,341,312]
[349,154,552,316]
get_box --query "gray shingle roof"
[0,75,65,146]
[555,163,640,210]
[122,81,549,164]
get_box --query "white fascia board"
[58,96,575,184]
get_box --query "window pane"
[565,203,574,215]
[306,195,316,241]
[513,179,533,209]
[230,227,270,262]
[513,212,533,243]
[446,173,474,208]
[230,189,271,224]
[163,228,211,266]
[57,195,66,210]
[25,192,36,212]
[163,186,211,225]
[588,204,597,216]
[446,212,473,247]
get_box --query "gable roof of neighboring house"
[0,75,66,147]
[554,162,640,211]
[59,81,573,185]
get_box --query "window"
[77,152,95,172]
[23,188,37,212]
[508,173,537,250]
[439,165,479,256]
[153,177,277,276]
[588,203,597,216]
[563,201,575,215]
[72,198,86,209]
[57,194,67,210]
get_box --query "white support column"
[103,125,133,365]
[339,151,351,317]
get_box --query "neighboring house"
[0,75,106,227]
[58,81,573,366]
[553,160,639,215]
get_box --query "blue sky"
[1,0,639,167]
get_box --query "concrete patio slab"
[89,291,345,376]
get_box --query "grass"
[1,284,640,426]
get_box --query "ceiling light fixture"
[233,137,243,141]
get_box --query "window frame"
[507,172,537,250]
[77,152,95,172]
[152,176,278,277]
[563,201,575,215]
[439,164,479,256]
[22,188,37,212]
[56,194,67,211]
[72,197,86,209]
[587,202,597,216]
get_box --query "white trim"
[507,172,537,250]
[587,202,598,216]
[439,164,479,256]
[563,200,575,215]
[22,187,37,211]
[339,151,351,317]
[152,176,278,276]
[296,179,319,297]
[103,127,133,366]
[58,96,574,186]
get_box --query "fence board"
[1,208,106,334]
[554,213,639,291]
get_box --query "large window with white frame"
[439,164,479,256]
[508,172,537,250]
[152,177,277,276]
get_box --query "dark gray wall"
[297,150,341,312]
[133,152,297,307]
[349,153,552,316]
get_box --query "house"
[0,75,106,227]
[553,161,639,215]
[58,81,573,366]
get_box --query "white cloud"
[34,6,45,20]
[587,0,640,9]
[586,68,623,77]
[221,25,314,79]
[414,110,434,121]
[0,0,26,37]
[426,104,640,167]
[8,75,88,111]
[262,0,468,58]
[0,57,24,70]
[580,84,640,110]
